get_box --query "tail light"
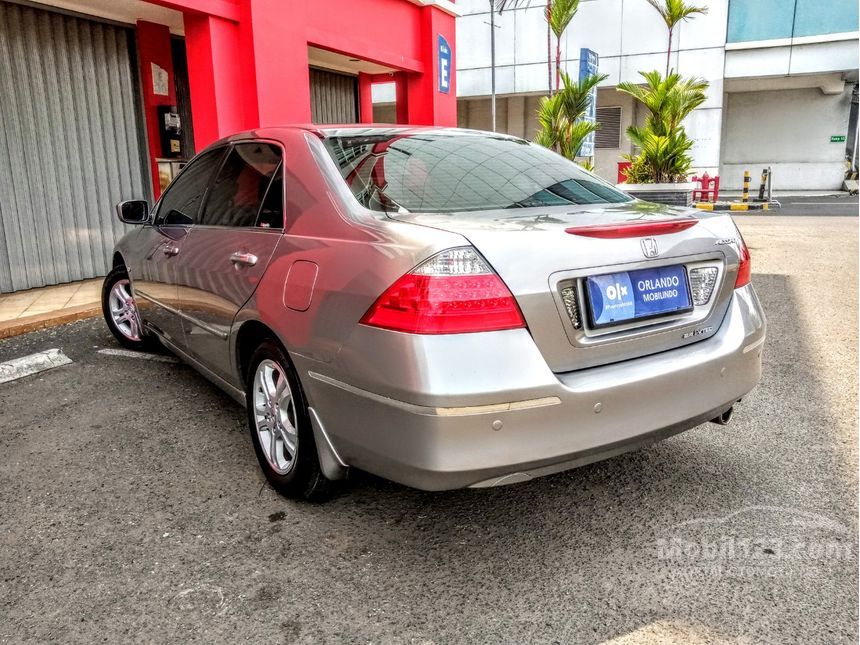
[734,237,752,288]
[360,247,526,334]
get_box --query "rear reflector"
[735,238,752,288]
[360,248,526,334]
[565,219,698,238]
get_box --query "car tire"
[245,340,332,501]
[102,266,152,351]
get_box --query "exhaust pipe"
[711,406,734,426]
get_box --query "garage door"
[0,1,148,292]
[310,68,358,125]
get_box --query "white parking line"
[97,348,179,363]
[0,349,72,384]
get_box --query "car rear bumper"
[304,285,766,491]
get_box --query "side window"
[256,163,283,229]
[156,147,225,227]
[199,142,282,228]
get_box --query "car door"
[174,141,284,380]
[134,147,227,346]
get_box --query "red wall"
[141,0,457,157]
[135,20,177,197]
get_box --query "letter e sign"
[438,35,451,94]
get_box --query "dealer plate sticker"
[586,265,691,327]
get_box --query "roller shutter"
[0,1,148,292]
[310,67,358,125]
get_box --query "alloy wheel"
[253,359,299,475]
[108,279,141,342]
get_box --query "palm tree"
[534,70,607,159]
[617,70,708,183]
[496,0,574,95]
[618,70,708,135]
[546,0,580,93]
[644,0,708,76]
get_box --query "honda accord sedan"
[103,126,765,499]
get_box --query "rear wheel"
[102,266,151,350]
[245,340,331,500]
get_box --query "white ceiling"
[25,0,185,33]
[25,1,406,76]
[308,46,397,76]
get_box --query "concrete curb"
[695,202,779,212]
[0,304,101,340]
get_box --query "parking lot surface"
[0,215,857,643]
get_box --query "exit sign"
[831,135,846,143]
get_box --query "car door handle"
[230,252,258,267]
[163,244,180,257]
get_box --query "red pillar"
[183,12,253,150]
[393,72,409,124]
[135,20,176,197]
[358,73,374,123]
[243,0,311,125]
[406,5,457,126]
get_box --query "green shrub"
[618,70,707,183]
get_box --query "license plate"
[585,264,692,328]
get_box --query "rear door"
[175,141,284,380]
[134,146,226,345]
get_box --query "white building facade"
[448,0,859,190]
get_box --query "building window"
[595,106,622,150]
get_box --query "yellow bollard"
[742,170,750,203]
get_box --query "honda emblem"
[641,238,659,258]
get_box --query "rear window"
[323,131,632,213]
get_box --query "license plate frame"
[584,264,693,329]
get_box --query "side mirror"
[116,200,150,225]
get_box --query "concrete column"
[506,95,525,138]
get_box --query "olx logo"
[606,283,628,300]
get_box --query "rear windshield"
[323,131,633,214]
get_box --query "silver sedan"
[103,126,766,499]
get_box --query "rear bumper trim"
[307,370,561,417]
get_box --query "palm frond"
[644,0,708,28]
[533,71,606,159]
[547,0,580,38]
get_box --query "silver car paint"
[113,125,766,491]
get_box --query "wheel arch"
[233,318,348,482]
[235,319,281,386]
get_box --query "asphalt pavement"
[0,215,857,644]
[772,193,859,216]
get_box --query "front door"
[175,142,284,381]
[134,147,226,345]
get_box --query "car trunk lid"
[389,202,746,372]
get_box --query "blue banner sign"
[438,35,451,94]
[586,265,692,327]
[578,48,599,157]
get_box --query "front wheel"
[246,340,332,500]
[102,266,151,350]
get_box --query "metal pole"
[767,165,773,202]
[490,1,497,132]
[742,170,750,203]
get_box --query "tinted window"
[200,142,281,227]
[256,163,283,229]
[323,132,632,213]
[157,147,225,226]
